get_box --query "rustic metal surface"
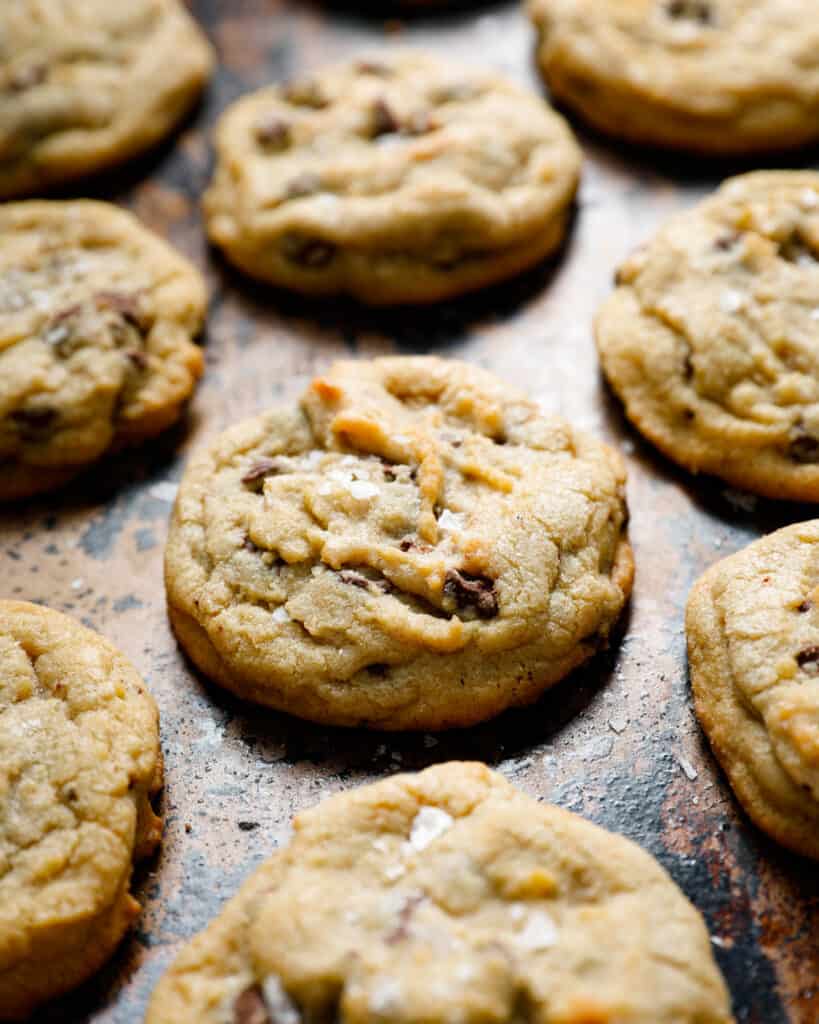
[2,1,818,1021]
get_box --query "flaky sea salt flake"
[407,806,454,851]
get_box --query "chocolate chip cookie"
[529,0,819,155]
[164,357,633,730]
[0,601,163,1018]
[0,0,213,198]
[688,521,819,860]
[0,200,206,501]
[145,762,734,1024]
[203,52,581,304]
[596,171,819,499]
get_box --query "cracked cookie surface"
[0,200,206,500]
[596,172,819,500]
[203,52,581,304]
[145,762,734,1024]
[0,0,213,197]
[164,356,632,730]
[687,521,819,860]
[528,0,819,155]
[0,601,162,1019]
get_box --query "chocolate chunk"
[665,0,713,23]
[443,569,498,619]
[799,599,813,613]
[96,291,150,332]
[284,173,323,200]
[233,986,271,1024]
[371,98,400,138]
[280,236,336,269]
[282,80,328,109]
[339,569,370,589]
[356,60,393,77]
[788,427,819,464]
[242,457,279,486]
[12,406,57,440]
[796,646,819,673]
[255,115,292,151]
[714,231,742,252]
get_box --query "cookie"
[165,356,632,730]
[145,761,734,1024]
[596,171,819,500]
[528,0,819,155]
[0,601,163,1019]
[0,200,207,501]
[203,52,581,304]
[0,0,213,198]
[687,522,819,860]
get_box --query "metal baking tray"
[3,2,816,1021]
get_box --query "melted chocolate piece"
[280,236,336,269]
[443,568,498,618]
[796,646,819,673]
[371,98,400,138]
[665,0,713,24]
[788,428,819,464]
[282,80,328,109]
[255,115,292,150]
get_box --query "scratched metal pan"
[1,2,817,1022]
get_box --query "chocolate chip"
[282,80,328,109]
[255,115,292,151]
[443,569,498,619]
[12,406,57,440]
[796,646,819,673]
[233,986,271,1024]
[242,457,278,486]
[284,173,323,200]
[243,535,260,553]
[238,821,259,831]
[371,98,400,138]
[280,236,336,269]
[799,599,813,613]
[665,0,713,24]
[383,467,397,482]
[788,427,819,464]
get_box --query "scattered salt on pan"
[677,755,698,782]
[261,975,301,1024]
[720,290,744,314]
[516,910,558,951]
[271,606,291,624]
[348,479,380,501]
[407,806,454,852]
[437,509,465,533]
[607,715,628,734]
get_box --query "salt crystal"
[437,509,465,533]
[407,806,454,851]
[384,863,405,881]
[271,606,290,624]
[71,578,84,591]
[261,975,300,1024]
[348,479,379,501]
[607,716,628,734]
[516,910,558,951]
[369,978,400,1015]
[811,309,819,321]
[720,290,744,314]
[149,481,179,503]
[509,903,526,922]
[677,755,698,781]
[800,189,819,210]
